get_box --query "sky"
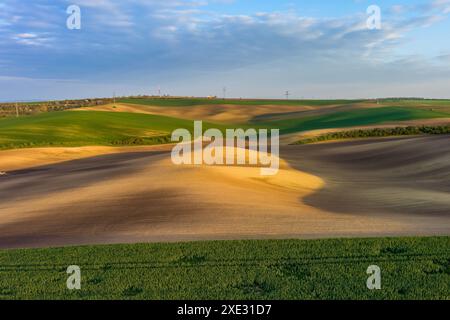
[0,0,450,101]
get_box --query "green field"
[260,107,450,134]
[0,237,448,300]
[0,111,229,150]
[377,100,450,115]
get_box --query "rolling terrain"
[0,98,449,300]
[1,98,449,150]
[0,135,449,249]
[0,98,449,249]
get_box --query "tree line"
[0,98,114,118]
[294,126,450,145]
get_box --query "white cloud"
[12,32,54,46]
[432,0,450,13]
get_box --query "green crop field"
[0,237,448,300]
[0,111,229,150]
[378,100,450,114]
[260,107,450,134]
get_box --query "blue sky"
[1,0,450,101]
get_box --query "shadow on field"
[0,188,183,249]
[0,151,168,203]
[284,135,450,216]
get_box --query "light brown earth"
[76,102,450,128]
[75,101,395,124]
[74,103,313,124]
[0,135,449,249]
[0,145,174,172]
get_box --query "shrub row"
[293,126,450,145]
[110,135,172,146]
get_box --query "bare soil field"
[0,136,448,249]
[75,103,313,124]
[75,101,396,124]
[0,145,174,172]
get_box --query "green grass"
[260,107,450,134]
[378,100,450,114]
[119,98,360,107]
[0,111,229,150]
[293,126,450,145]
[0,237,448,300]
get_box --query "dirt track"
[0,136,449,249]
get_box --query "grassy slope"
[0,111,229,150]
[118,98,361,107]
[0,237,448,300]
[261,107,450,134]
